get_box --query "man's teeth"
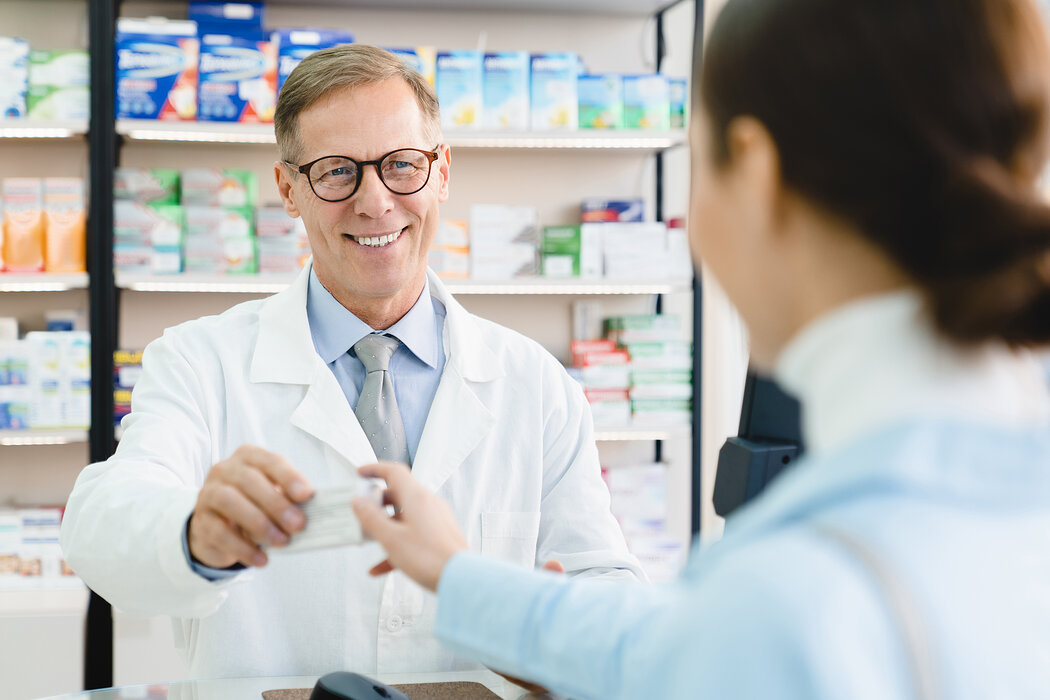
[355,229,403,247]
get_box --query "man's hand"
[188,445,314,569]
[351,461,467,592]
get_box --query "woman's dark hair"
[701,0,1050,346]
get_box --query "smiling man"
[60,45,642,680]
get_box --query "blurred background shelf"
[116,119,686,150]
[0,587,88,617]
[0,430,89,447]
[0,274,89,292]
[0,119,88,140]
[115,272,692,295]
[594,425,691,442]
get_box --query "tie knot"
[353,334,401,373]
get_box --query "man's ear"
[724,116,783,226]
[434,144,451,203]
[274,161,302,218]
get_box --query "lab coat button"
[387,615,403,632]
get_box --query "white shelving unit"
[116,271,691,295]
[0,273,90,292]
[0,429,89,447]
[117,119,687,150]
[0,118,88,140]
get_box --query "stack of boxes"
[0,322,90,431]
[606,314,693,426]
[255,206,310,274]
[469,204,540,279]
[113,349,143,429]
[182,168,258,274]
[0,507,79,590]
[27,49,89,120]
[571,314,693,428]
[602,463,686,583]
[428,219,470,279]
[113,168,183,274]
[1,178,87,274]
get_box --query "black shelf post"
[690,0,705,539]
[85,0,119,690]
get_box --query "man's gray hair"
[274,44,441,163]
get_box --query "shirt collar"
[307,266,441,368]
[773,288,1050,458]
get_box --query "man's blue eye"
[392,161,410,169]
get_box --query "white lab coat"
[61,266,643,679]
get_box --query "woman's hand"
[351,461,468,592]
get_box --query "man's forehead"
[297,81,431,158]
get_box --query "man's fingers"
[202,484,286,548]
[368,560,394,577]
[541,559,565,574]
[234,444,313,503]
[233,467,304,538]
[357,462,412,494]
[189,511,267,568]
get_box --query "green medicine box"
[542,224,581,277]
[624,74,671,130]
[578,74,624,129]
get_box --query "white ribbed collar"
[773,289,1050,458]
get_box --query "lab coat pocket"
[481,511,541,565]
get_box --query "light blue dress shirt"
[186,268,446,579]
[305,268,447,463]
[434,420,1050,699]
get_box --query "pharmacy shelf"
[116,119,687,150]
[0,119,88,140]
[594,425,691,442]
[0,586,88,617]
[0,273,89,292]
[116,272,692,295]
[267,0,684,14]
[0,430,88,447]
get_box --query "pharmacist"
[61,44,642,680]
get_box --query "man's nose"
[352,164,395,217]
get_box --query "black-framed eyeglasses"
[284,147,440,202]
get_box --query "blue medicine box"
[273,29,355,94]
[483,51,529,130]
[115,18,200,121]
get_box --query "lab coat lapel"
[249,264,377,469]
[412,271,503,492]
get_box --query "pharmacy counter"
[37,670,544,699]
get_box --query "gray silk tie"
[352,334,411,466]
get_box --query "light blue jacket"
[435,419,1050,699]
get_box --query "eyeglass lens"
[307,150,433,201]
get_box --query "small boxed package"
[273,28,355,94]
[541,225,580,278]
[469,204,539,279]
[581,198,644,223]
[189,1,265,34]
[578,74,623,129]
[604,314,681,344]
[483,51,529,130]
[184,205,256,274]
[669,78,687,129]
[624,74,670,130]
[2,178,45,272]
[622,341,693,370]
[0,37,29,118]
[115,168,180,205]
[530,52,579,130]
[43,178,86,273]
[630,398,692,425]
[116,17,199,121]
[181,168,257,207]
[629,369,693,400]
[585,388,631,426]
[198,32,277,123]
[386,47,436,85]
[428,219,470,279]
[436,50,483,129]
[27,50,89,120]
[25,331,90,430]
[599,221,670,279]
[113,201,184,273]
